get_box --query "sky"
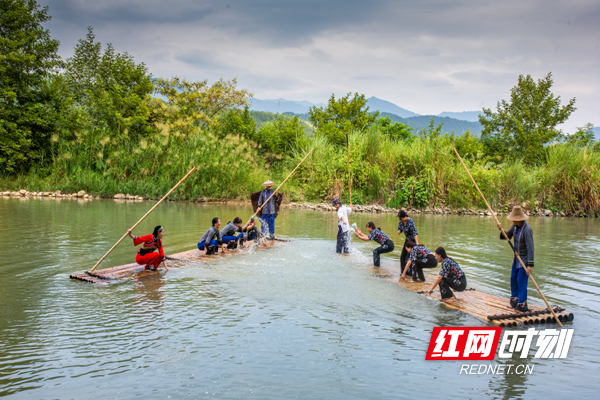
[39,0,600,132]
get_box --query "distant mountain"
[381,113,483,136]
[365,97,419,118]
[437,111,482,122]
[248,98,325,114]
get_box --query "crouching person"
[424,247,467,303]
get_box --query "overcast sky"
[40,0,599,131]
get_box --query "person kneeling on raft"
[198,217,227,256]
[401,241,437,282]
[242,218,260,243]
[423,247,467,303]
[220,217,250,249]
[354,222,394,268]
[127,225,168,271]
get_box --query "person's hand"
[423,290,432,297]
[497,223,503,231]
[400,274,406,280]
[526,266,532,276]
[397,230,401,235]
[356,228,362,234]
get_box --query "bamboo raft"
[371,265,574,327]
[70,239,287,285]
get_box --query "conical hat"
[507,206,529,221]
[261,180,275,187]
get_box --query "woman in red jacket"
[127,226,168,271]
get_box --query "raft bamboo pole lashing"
[453,148,564,328]
[89,166,197,272]
[246,148,314,225]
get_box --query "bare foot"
[442,296,456,303]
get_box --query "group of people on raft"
[124,179,534,314]
[333,198,534,312]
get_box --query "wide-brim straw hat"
[261,180,275,187]
[507,206,529,221]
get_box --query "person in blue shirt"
[496,206,534,312]
[258,180,277,238]
[397,210,419,278]
[354,222,395,268]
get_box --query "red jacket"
[134,234,164,258]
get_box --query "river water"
[1,197,599,399]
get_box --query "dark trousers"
[400,240,412,276]
[336,225,349,253]
[373,239,395,267]
[413,254,437,281]
[261,214,275,235]
[510,258,529,303]
[439,274,467,299]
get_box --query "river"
[1,197,598,399]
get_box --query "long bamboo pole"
[89,166,197,272]
[453,148,563,327]
[247,148,314,225]
[346,133,352,223]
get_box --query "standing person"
[424,247,467,302]
[127,225,168,271]
[198,217,227,256]
[332,198,352,253]
[354,222,395,268]
[400,241,437,282]
[497,206,534,312]
[258,180,277,238]
[220,217,248,249]
[397,210,419,278]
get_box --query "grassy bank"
[2,129,599,214]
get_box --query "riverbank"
[4,188,598,218]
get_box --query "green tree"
[479,72,576,163]
[0,0,62,173]
[418,117,445,139]
[153,76,251,136]
[64,27,154,141]
[375,116,413,141]
[565,123,595,148]
[216,106,256,139]
[253,116,308,156]
[308,93,379,145]
[453,130,483,159]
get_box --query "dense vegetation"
[1,0,599,213]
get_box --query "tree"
[479,72,576,163]
[253,116,308,156]
[375,116,413,141]
[418,117,445,139]
[308,93,379,145]
[153,77,252,136]
[216,106,256,139]
[64,27,154,141]
[0,0,62,173]
[565,123,595,148]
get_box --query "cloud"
[38,0,600,131]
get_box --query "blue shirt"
[368,229,391,245]
[439,258,465,286]
[398,217,418,242]
[258,189,275,214]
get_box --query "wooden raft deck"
[70,240,287,285]
[370,265,573,327]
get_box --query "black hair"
[405,240,417,249]
[234,217,242,224]
[212,217,220,226]
[435,247,448,259]
[398,210,408,219]
[152,225,163,239]
[366,222,381,230]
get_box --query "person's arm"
[400,260,413,280]
[414,235,419,245]
[127,229,137,240]
[424,275,443,296]
[354,229,369,241]
[524,226,534,275]
[498,224,514,240]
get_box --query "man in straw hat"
[332,198,352,253]
[496,206,534,312]
[258,180,277,238]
